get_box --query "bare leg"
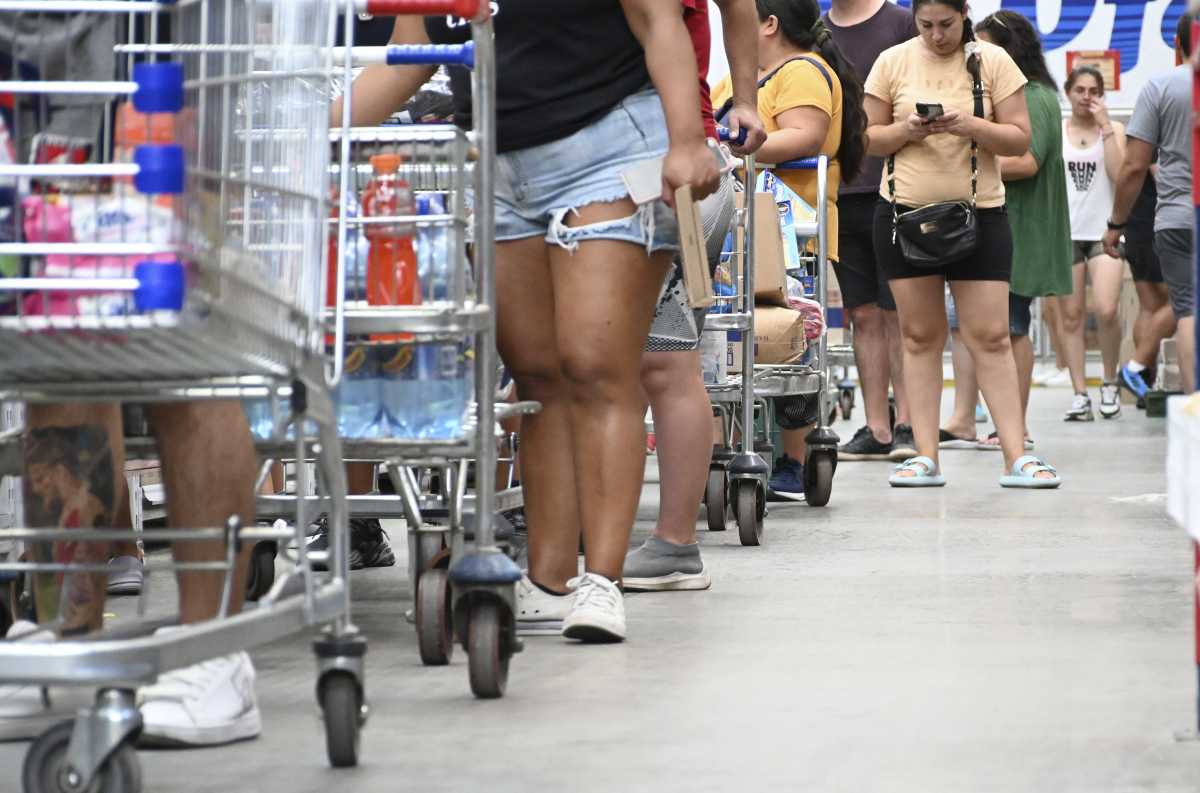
[1087,255,1125,382]
[883,308,910,425]
[642,349,711,546]
[951,281,1042,474]
[1178,316,1196,393]
[1011,333,1035,428]
[887,276,949,474]
[1059,262,1090,395]
[944,329,979,439]
[1041,296,1067,369]
[1131,281,1175,368]
[147,402,255,624]
[780,427,810,461]
[22,404,123,634]
[346,462,375,494]
[848,303,893,443]
[550,202,672,582]
[495,237,578,592]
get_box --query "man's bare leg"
[136,401,262,748]
[147,402,255,624]
[22,404,124,635]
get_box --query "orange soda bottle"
[362,154,418,342]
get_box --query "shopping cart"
[702,138,839,544]
[253,8,528,700]
[0,0,405,784]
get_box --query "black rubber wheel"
[245,542,276,602]
[704,467,728,531]
[467,599,510,700]
[734,481,764,547]
[805,453,835,508]
[416,568,453,666]
[23,720,142,793]
[320,673,362,769]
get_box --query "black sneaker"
[307,517,395,571]
[838,425,893,461]
[889,424,918,461]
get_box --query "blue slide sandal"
[999,455,1061,489]
[888,456,946,488]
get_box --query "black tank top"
[425,1,651,153]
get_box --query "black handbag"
[888,55,985,268]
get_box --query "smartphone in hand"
[915,102,945,121]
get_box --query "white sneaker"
[1040,368,1073,388]
[0,621,91,743]
[516,573,573,636]
[1099,382,1121,419]
[138,651,261,747]
[1064,393,1095,422]
[561,573,625,643]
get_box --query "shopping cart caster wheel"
[319,673,363,769]
[704,466,729,531]
[467,599,511,700]
[23,721,141,793]
[733,480,764,547]
[805,451,835,508]
[415,531,444,573]
[416,568,453,666]
[245,541,277,602]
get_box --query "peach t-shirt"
[864,37,1026,208]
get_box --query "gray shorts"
[644,172,736,352]
[1155,228,1195,319]
[1071,239,1106,264]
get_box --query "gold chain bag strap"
[886,42,984,268]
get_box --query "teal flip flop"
[999,455,1061,489]
[888,456,946,488]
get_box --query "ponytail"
[755,0,868,181]
[962,17,982,83]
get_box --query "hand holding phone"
[915,102,945,121]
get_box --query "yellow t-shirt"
[713,54,842,261]
[864,38,1026,208]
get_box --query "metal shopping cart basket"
[702,143,839,545]
[253,9,529,700]
[0,0,418,784]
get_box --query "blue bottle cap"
[134,144,186,195]
[133,62,185,114]
[134,259,186,313]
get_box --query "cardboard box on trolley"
[733,191,789,307]
[727,305,808,374]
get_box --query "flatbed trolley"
[703,146,839,544]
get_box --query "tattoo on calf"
[21,425,116,633]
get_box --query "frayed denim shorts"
[494,88,679,255]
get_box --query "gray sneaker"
[106,555,143,596]
[889,424,918,461]
[622,536,711,592]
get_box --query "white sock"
[1126,360,1146,373]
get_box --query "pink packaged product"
[20,195,145,318]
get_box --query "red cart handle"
[357,0,479,16]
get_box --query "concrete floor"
[3,387,1199,792]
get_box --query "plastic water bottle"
[363,154,418,343]
[416,193,450,302]
[335,344,386,438]
[379,342,426,438]
[419,342,472,440]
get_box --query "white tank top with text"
[1062,120,1113,242]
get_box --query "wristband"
[1106,219,1126,231]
